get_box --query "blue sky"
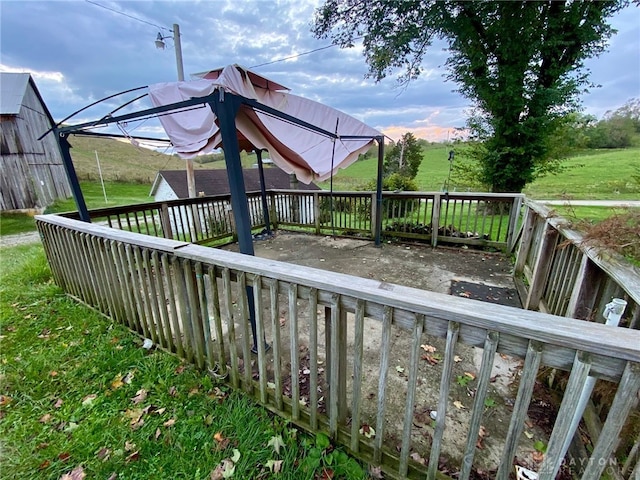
[1,0,638,142]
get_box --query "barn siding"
[0,76,71,211]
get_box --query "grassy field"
[0,244,366,479]
[1,136,637,238]
[523,149,640,200]
[323,145,640,201]
[68,135,255,184]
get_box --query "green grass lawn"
[319,144,454,192]
[0,244,366,480]
[523,149,639,200]
[46,181,153,214]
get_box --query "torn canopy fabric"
[148,65,381,184]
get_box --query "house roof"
[151,167,320,198]
[0,73,30,114]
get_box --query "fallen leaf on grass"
[210,459,236,480]
[265,459,283,473]
[38,460,51,470]
[59,465,85,480]
[453,355,463,363]
[95,447,111,460]
[58,452,71,462]
[267,435,285,454]
[463,372,476,380]
[124,409,144,429]
[38,329,51,339]
[131,389,147,405]
[125,451,140,463]
[0,396,12,406]
[82,394,97,406]
[168,386,178,397]
[453,400,466,410]
[175,365,186,374]
[155,428,162,440]
[410,452,426,465]
[50,371,58,377]
[53,398,63,409]
[188,387,199,397]
[213,431,230,450]
[163,418,176,427]
[420,344,436,353]
[112,371,136,389]
[124,441,136,452]
[39,413,52,423]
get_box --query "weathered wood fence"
[36,213,640,479]
[516,199,639,328]
[63,191,523,251]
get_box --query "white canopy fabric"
[148,65,380,184]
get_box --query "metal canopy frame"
[46,85,385,352]
[49,86,385,249]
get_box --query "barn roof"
[0,73,30,115]
[150,167,320,198]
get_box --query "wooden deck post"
[431,193,441,248]
[525,222,559,310]
[514,206,536,275]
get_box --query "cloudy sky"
[1,0,638,142]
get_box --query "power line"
[250,37,363,69]
[85,0,170,32]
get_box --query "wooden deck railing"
[63,190,524,251]
[515,199,639,329]
[36,214,640,479]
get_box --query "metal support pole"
[210,91,265,353]
[255,149,272,234]
[374,136,384,246]
[56,131,90,222]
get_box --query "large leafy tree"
[384,132,423,179]
[313,1,627,192]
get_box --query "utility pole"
[171,23,196,198]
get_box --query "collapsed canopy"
[148,65,381,184]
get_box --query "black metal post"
[209,91,264,353]
[374,136,384,246]
[255,149,272,235]
[55,131,91,222]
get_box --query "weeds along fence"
[63,191,524,252]
[515,199,640,328]
[36,214,640,480]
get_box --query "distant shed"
[0,73,71,211]
[150,168,321,231]
[150,168,319,201]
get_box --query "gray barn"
[1,73,71,211]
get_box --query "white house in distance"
[0,73,71,211]
[150,167,320,234]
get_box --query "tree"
[313,1,627,192]
[383,132,423,179]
